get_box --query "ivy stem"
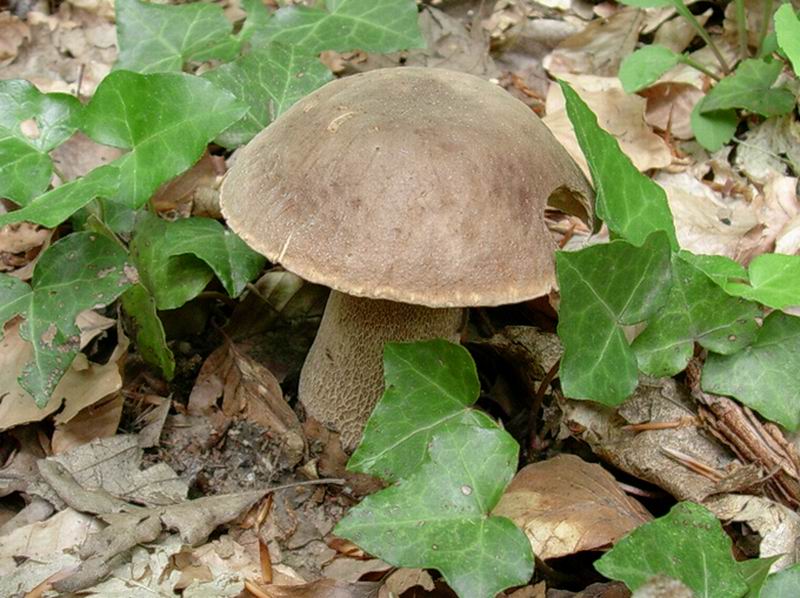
[678,55,722,82]
[670,0,731,74]
[734,0,748,59]
[757,0,774,57]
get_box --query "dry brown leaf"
[151,152,225,217]
[0,12,30,65]
[543,8,643,76]
[0,222,49,256]
[256,578,381,598]
[705,494,800,570]
[562,377,736,503]
[76,309,115,349]
[642,82,702,140]
[322,557,390,582]
[543,75,672,175]
[494,454,651,560]
[174,535,264,590]
[65,0,115,20]
[136,395,172,448]
[0,508,102,596]
[655,170,759,258]
[51,394,123,454]
[734,116,800,185]
[736,175,800,260]
[50,132,123,183]
[189,342,305,466]
[0,320,125,431]
[654,10,711,53]
[380,569,435,596]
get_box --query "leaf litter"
[2,0,800,595]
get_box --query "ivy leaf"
[121,284,175,380]
[0,80,83,205]
[0,131,53,206]
[0,164,120,228]
[337,424,532,598]
[633,253,760,377]
[691,100,738,152]
[680,253,747,288]
[0,80,82,152]
[775,4,800,76]
[700,59,796,117]
[557,232,673,405]
[702,311,800,430]
[0,233,135,406]
[762,563,800,597]
[115,0,239,73]
[722,253,800,310]
[559,81,678,249]
[81,71,245,209]
[595,502,748,597]
[350,339,495,482]
[738,556,782,598]
[131,213,265,310]
[253,0,425,54]
[619,45,681,93]
[204,43,333,148]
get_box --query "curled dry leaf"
[0,12,30,65]
[51,394,124,454]
[543,75,672,176]
[151,152,225,218]
[0,320,125,430]
[705,494,800,570]
[543,8,643,77]
[493,454,651,560]
[562,377,737,503]
[654,170,759,258]
[0,508,102,597]
[189,341,305,467]
[642,82,703,140]
[253,578,382,598]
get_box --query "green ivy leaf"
[775,4,800,76]
[0,131,53,206]
[762,563,800,597]
[204,43,333,148]
[81,71,245,209]
[633,253,760,377]
[121,284,175,380]
[700,59,796,117]
[738,556,782,598]
[0,233,135,406]
[619,45,681,93]
[115,0,239,73]
[131,213,265,310]
[253,0,425,54]
[349,339,495,482]
[557,233,673,405]
[680,253,747,288]
[702,311,800,430]
[337,424,532,598]
[0,164,120,228]
[595,502,748,597]
[559,81,678,249]
[691,100,738,152]
[722,253,800,310]
[0,80,83,205]
[0,80,82,152]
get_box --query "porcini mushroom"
[221,67,593,450]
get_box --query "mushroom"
[221,67,593,450]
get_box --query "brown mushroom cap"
[222,67,593,308]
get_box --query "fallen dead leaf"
[0,12,30,65]
[151,151,225,218]
[705,494,800,570]
[654,10,711,53]
[135,394,172,448]
[642,82,702,140]
[189,340,305,467]
[51,394,123,454]
[253,578,381,598]
[734,116,800,186]
[0,510,101,595]
[655,170,759,258]
[0,320,125,431]
[494,454,651,560]
[543,8,643,77]
[544,74,673,175]
[562,377,736,503]
[380,568,435,597]
[50,132,123,183]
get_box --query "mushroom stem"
[299,290,464,450]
